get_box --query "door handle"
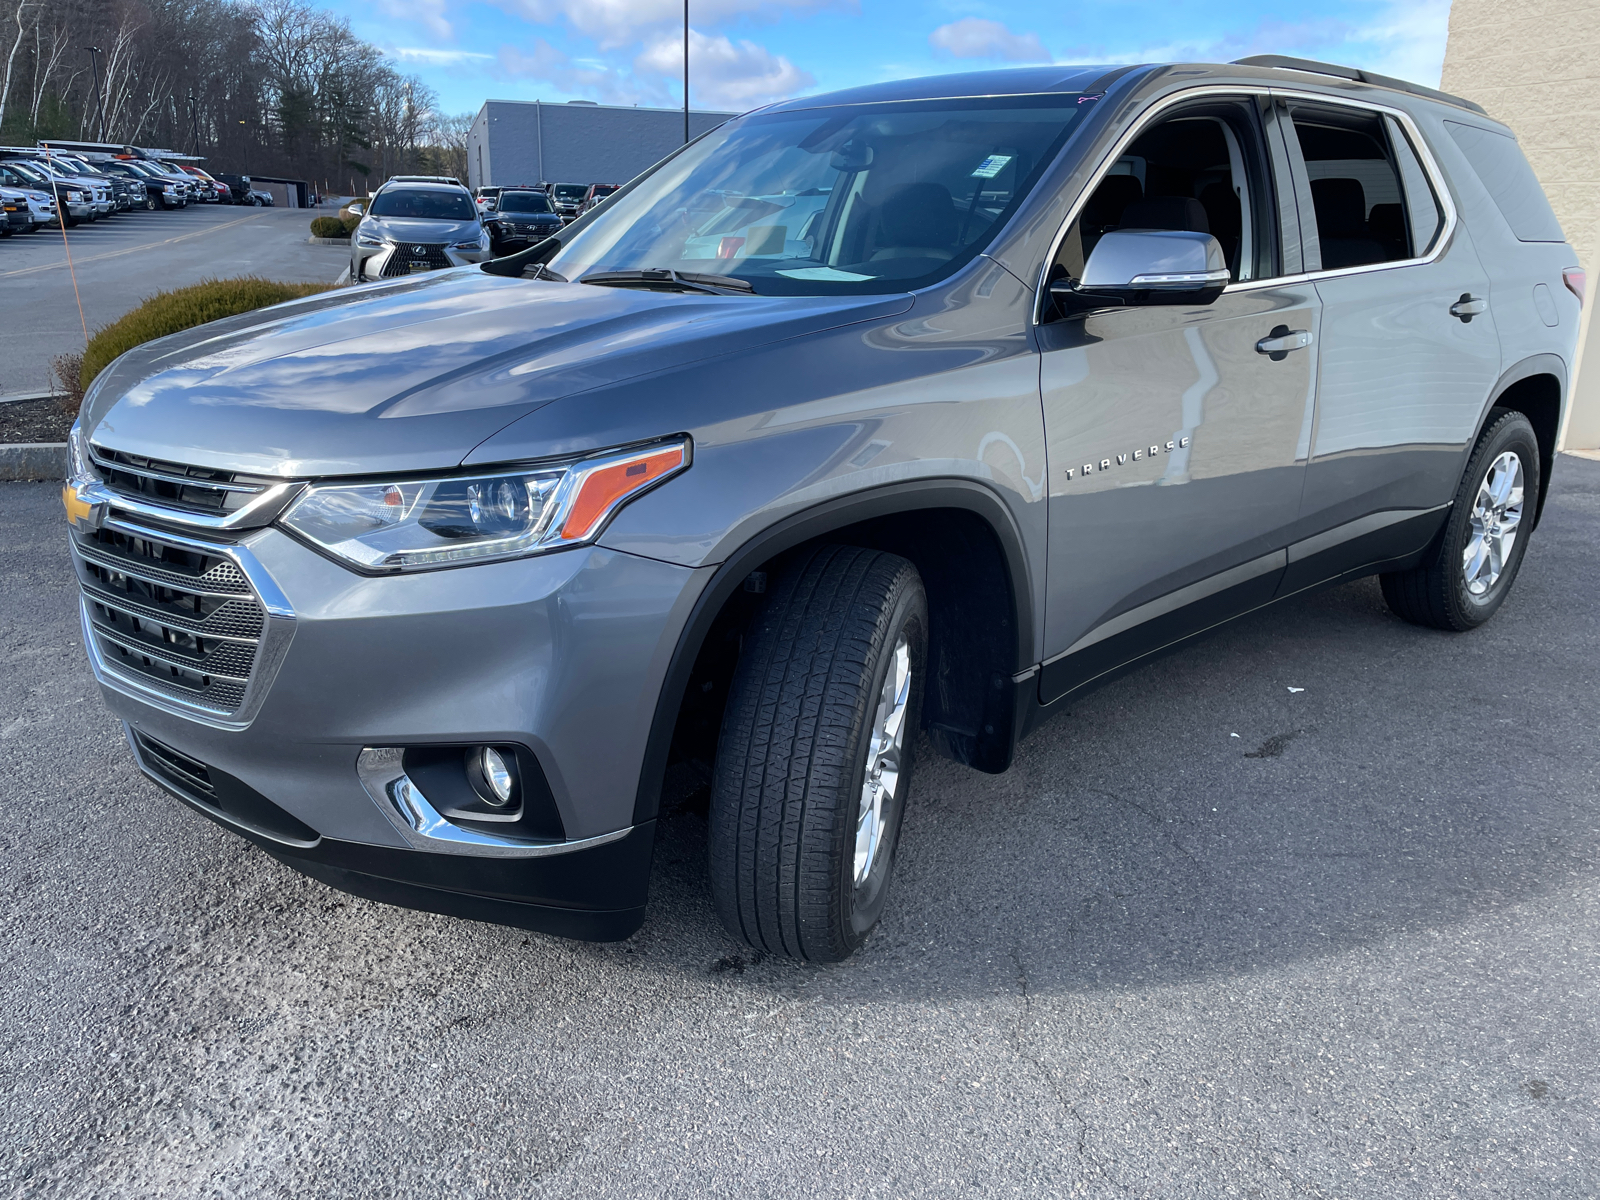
[1450,293,1487,322]
[1256,326,1312,360]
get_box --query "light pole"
[682,0,689,144]
[187,92,198,156]
[85,46,107,141]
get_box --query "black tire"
[1381,408,1540,631]
[709,544,927,963]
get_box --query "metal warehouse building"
[466,100,739,191]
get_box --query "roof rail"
[1231,55,1487,116]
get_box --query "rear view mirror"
[829,139,874,172]
[1051,229,1229,314]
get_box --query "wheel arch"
[631,480,1037,825]
[1475,353,1566,527]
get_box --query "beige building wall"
[1442,0,1600,448]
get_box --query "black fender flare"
[630,478,1038,825]
[1469,352,1568,527]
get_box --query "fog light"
[472,746,516,807]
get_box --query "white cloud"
[374,0,455,42]
[1349,0,1450,87]
[928,18,1047,63]
[390,47,494,65]
[1055,1,1451,88]
[490,0,850,51]
[636,29,813,109]
[497,40,661,105]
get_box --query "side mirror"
[348,202,363,216]
[1051,229,1229,314]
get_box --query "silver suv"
[66,57,1583,961]
[351,179,489,281]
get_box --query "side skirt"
[1024,505,1450,733]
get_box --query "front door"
[1038,95,1319,705]
[1280,99,1502,589]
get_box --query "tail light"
[1563,267,1586,305]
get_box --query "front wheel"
[709,544,927,962]
[1381,408,1541,631]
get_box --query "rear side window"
[1290,107,1416,270]
[1385,116,1444,256]
[1444,121,1565,243]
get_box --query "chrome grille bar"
[70,514,296,728]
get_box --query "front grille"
[73,524,266,718]
[89,446,274,518]
[381,241,452,277]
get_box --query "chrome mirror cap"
[1080,228,1228,291]
[1051,229,1230,315]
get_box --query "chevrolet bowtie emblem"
[62,482,104,530]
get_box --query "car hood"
[82,268,913,478]
[365,216,482,244]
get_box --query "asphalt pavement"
[3,460,1599,1199]
[0,204,349,397]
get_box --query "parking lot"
[3,458,1597,1198]
[1,203,346,396]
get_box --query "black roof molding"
[1231,54,1488,116]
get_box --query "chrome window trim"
[73,516,296,731]
[1031,84,1460,322]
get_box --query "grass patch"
[82,277,338,390]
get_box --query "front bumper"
[74,514,707,939]
[352,239,491,281]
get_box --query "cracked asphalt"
[4,458,1599,1199]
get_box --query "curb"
[334,264,351,286]
[0,391,56,405]
[0,442,67,481]
[308,236,351,246]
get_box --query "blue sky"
[326,0,1453,118]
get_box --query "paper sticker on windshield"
[776,267,876,282]
[971,155,1013,179]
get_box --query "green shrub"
[341,213,360,235]
[82,278,339,389]
[309,215,348,238]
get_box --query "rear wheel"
[1381,408,1540,631]
[709,544,927,963]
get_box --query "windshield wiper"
[526,263,567,282]
[578,268,755,295]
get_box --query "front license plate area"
[408,261,431,273]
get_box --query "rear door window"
[1289,106,1418,271]
[1444,121,1565,242]
[1385,116,1444,256]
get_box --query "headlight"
[67,421,95,483]
[452,235,488,250]
[357,229,386,247]
[279,438,690,572]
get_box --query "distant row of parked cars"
[473,181,619,223]
[347,176,617,281]
[0,146,273,236]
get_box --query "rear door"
[1038,94,1320,705]
[1280,96,1502,590]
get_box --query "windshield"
[497,191,552,213]
[544,96,1085,295]
[554,184,585,200]
[6,162,51,184]
[370,188,477,220]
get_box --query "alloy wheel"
[1463,450,1524,597]
[854,632,911,895]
